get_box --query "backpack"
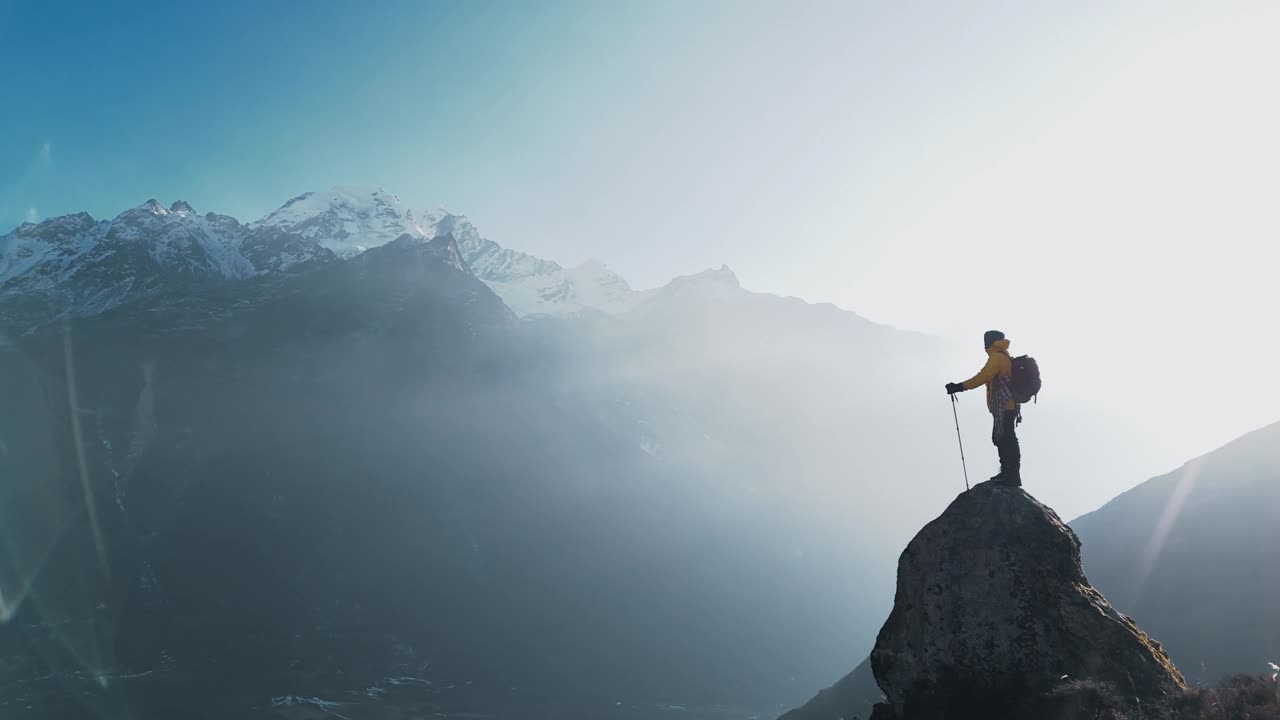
[1010,355,1041,404]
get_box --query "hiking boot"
[989,472,1022,487]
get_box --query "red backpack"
[1011,355,1041,404]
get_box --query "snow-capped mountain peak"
[420,209,478,249]
[660,265,741,293]
[8,210,98,238]
[248,188,661,316]
[685,265,739,288]
[255,187,425,258]
[139,199,170,216]
[561,259,644,313]
[0,212,104,293]
[644,266,743,305]
[129,199,198,219]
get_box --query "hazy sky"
[4,0,1278,473]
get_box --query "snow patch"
[383,675,432,686]
[271,695,347,710]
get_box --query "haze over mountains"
[0,186,1261,719]
[0,185,1176,515]
[0,188,949,717]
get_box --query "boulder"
[780,480,1186,720]
[870,481,1185,717]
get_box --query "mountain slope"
[0,231,881,719]
[1071,420,1280,684]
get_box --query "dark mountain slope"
[0,238,800,718]
[1071,420,1280,684]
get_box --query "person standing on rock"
[946,330,1021,487]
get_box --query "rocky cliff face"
[784,480,1185,720]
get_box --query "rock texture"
[869,481,1185,718]
[781,480,1187,720]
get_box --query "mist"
[5,2,1280,718]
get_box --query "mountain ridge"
[1,186,887,332]
[1070,418,1280,685]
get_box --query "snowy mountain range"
[0,191,888,718]
[0,186,659,329]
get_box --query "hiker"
[946,330,1021,487]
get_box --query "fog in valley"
[3,2,1280,719]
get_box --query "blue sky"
[1,1,614,223]
[2,0,1151,287]
[5,0,1280,460]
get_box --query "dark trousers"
[992,409,1021,478]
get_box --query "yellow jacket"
[962,338,1018,412]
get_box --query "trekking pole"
[950,394,970,491]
